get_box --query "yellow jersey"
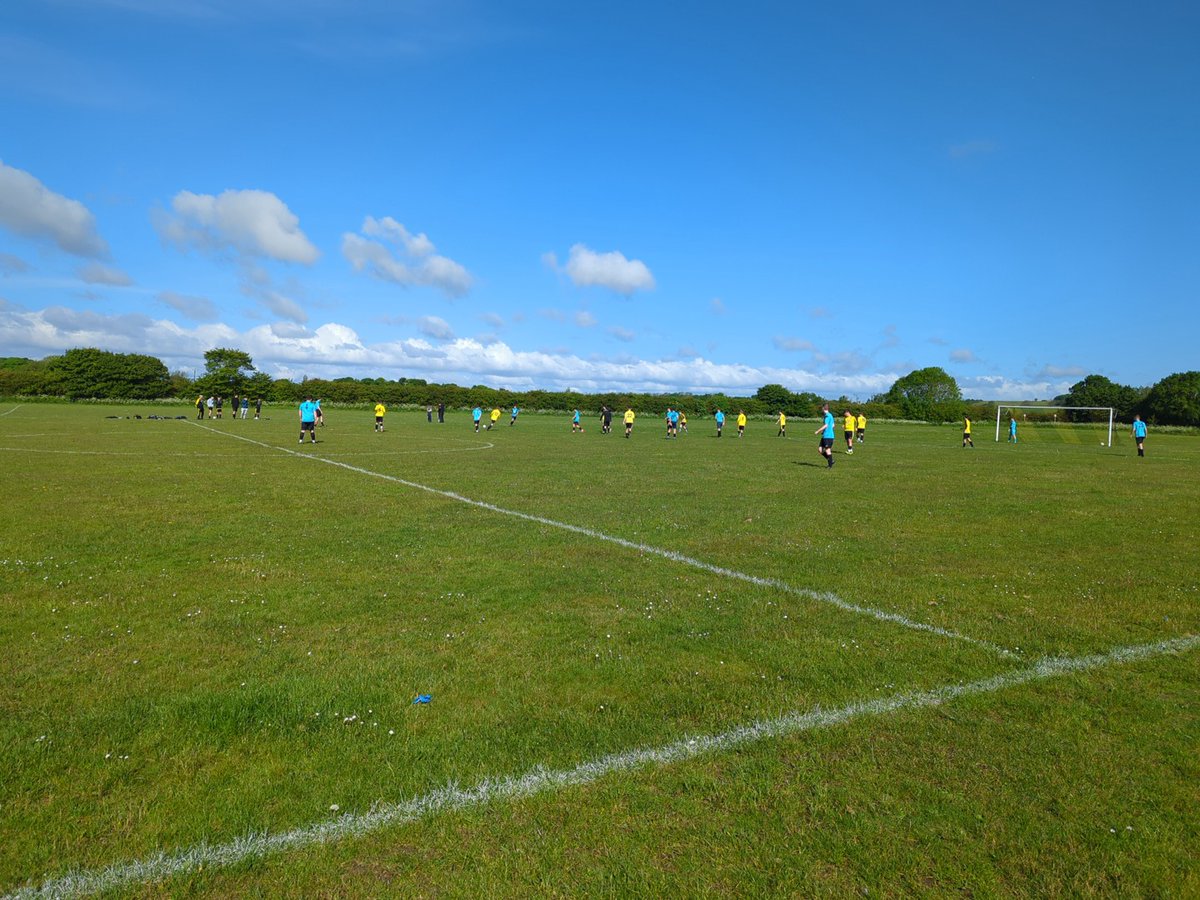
[857,415,865,430]
[964,418,971,434]
[737,413,747,427]
[844,414,855,432]
[624,409,635,424]
[490,408,501,421]
[374,404,386,417]
[778,413,786,426]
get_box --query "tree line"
[1,349,1197,426]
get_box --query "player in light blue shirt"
[1008,417,1018,443]
[299,397,318,444]
[814,404,835,468]
[715,409,725,437]
[571,409,582,432]
[472,406,482,432]
[1132,415,1147,457]
[510,405,519,426]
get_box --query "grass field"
[2,402,1198,898]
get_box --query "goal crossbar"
[995,405,1115,446]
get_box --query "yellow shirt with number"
[857,415,866,430]
[844,414,855,432]
[624,409,635,424]
[374,404,386,417]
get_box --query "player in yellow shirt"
[623,407,635,438]
[856,413,866,444]
[844,411,856,453]
[777,411,786,437]
[488,407,501,430]
[962,415,974,448]
[373,402,386,432]
[737,410,747,437]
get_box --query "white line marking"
[8,633,1195,900]
[0,405,22,417]
[193,423,1012,655]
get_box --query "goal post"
[994,405,1115,446]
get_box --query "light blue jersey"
[299,400,317,423]
[1133,420,1147,438]
[822,411,835,438]
[472,407,482,421]
[512,406,519,417]
[572,410,581,423]
[715,411,725,425]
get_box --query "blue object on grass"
[413,694,432,704]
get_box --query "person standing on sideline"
[1132,415,1147,457]
[777,411,787,437]
[426,404,433,423]
[962,415,974,448]
[856,412,866,444]
[844,410,856,453]
[232,395,239,420]
[374,401,386,432]
[299,396,318,444]
[488,407,501,430]
[624,407,635,438]
[206,396,214,418]
[437,402,445,423]
[736,410,747,437]
[195,394,205,419]
[215,396,223,419]
[1008,416,1018,443]
[715,408,725,437]
[240,396,250,419]
[510,405,520,426]
[815,404,835,468]
[254,397,262,420]
[472,406,483,432]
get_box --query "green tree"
[1141,371,1200,426]
[196,348,257,397]
[884,367,963,422]
[1062,374,1139,420]
[49,348,170,399]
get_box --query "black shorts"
[845,431,854,441]
[301,421,315,432]
[963,432,971,439]
[820,437,833,449]
[1135,433,1146,442]
[375,416,383,424]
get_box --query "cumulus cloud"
[773,336,814,352]
[0,160,110,258]
[950,348,978,363]
[1034,364,1087,379]
[418,315,454,340]
[342,216,472,297]
[78,262,133,286]
[158,290,218,322]
[547,243,655,295]
[256,289,308,324]
[156,188,319,264]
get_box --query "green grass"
[1,402,1197,896]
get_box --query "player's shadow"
[793,460,827,467]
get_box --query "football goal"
[995,405,1115,446]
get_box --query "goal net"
[995,405,1115,446]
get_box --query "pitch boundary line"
[9,633,1195,900]
[0,405,21,417]
[192,423,1015,657]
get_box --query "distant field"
[2,402,1197,897]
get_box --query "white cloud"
[0,160,110,258]
[1034,364,1087,379]
[361,216,435,256]
[575,310,597,328]
[608,326,635,342]
[0,253,31,275]
[158,290,218,322]
[773,336,814,352]
[418,315,454,340]
[548,243,655,295]
[950,348,978,363]
[78,262,133,286]
[256,289,308,324]
[156,188,319,264]
[342,217,472,297]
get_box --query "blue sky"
[1,0,1196,398]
